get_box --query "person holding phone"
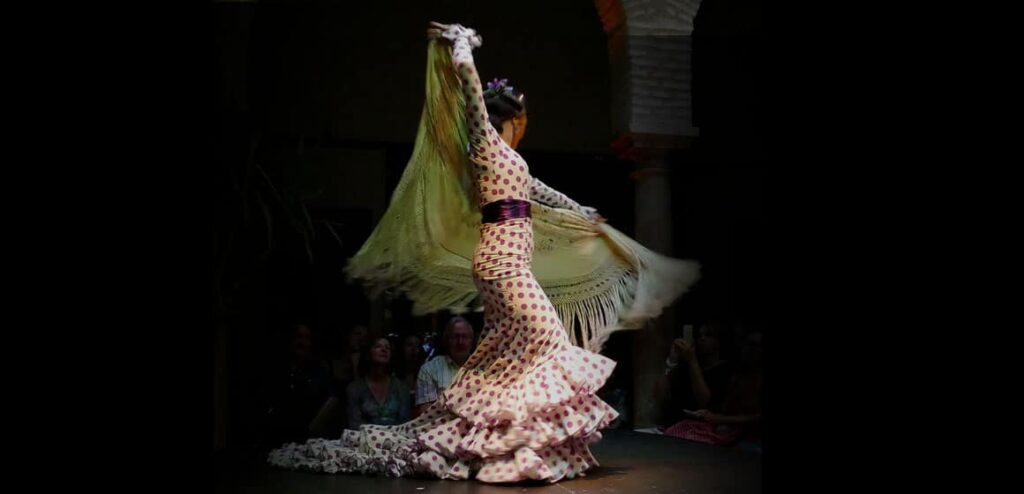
[654,322,735,428]
[664,332,762,446]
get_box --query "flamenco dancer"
[269,22,700,483]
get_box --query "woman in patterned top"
[345,337,412,429]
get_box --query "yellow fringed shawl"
[345,41,700,352]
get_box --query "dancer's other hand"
[582,206,605,224]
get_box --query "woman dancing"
[269,21,699,483]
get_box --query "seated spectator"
[414,316,475,416]
[345,336,411,429]
[665,332,762,446]
[394,333,425,403]
[655,322,736,427]
[262,324,335,446]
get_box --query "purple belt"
[481,199,531,224]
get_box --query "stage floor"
[215,430,761,494]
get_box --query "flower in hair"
[484,78,516,98]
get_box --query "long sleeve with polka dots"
[450,34,498,158]
[529,176,596,217]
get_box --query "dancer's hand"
[582,206,605,224]
[428,21,482,47]
[426,22,450,42]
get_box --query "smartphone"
[683,324,694,345]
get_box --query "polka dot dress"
[267,26,619,484]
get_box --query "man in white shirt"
[414,316,476,416]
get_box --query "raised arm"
[431,22,499,158]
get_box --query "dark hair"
[356,336,393,378]
[484,88,526,131]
